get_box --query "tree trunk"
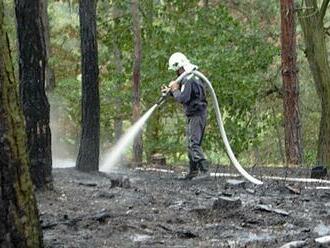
[111,5,124,142]
[298,0,330,167]
[131,0,143,165]
[142,0,157,163]
[15,0,52,188]
[0,1,43,246]
[76,0,100,172]
[280,0,302,166]
[41,0,56,92]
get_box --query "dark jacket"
[172,73,207,117]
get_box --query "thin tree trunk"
[15,0,52,188]
[280,0,302,165]
[76,0,100,172]
[0,1,43,245]
[41,0,55,92]
[131,0,143,165]
[143,0,161,163]
[298,0,330,167]
[111,5,124,142]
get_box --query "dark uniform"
[172,73,209,176]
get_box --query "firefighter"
[165,52,210,180]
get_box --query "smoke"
[49,93,77,168]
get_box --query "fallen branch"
[285,185,301,194]
[210,173,330,184]
[305,186,330,190]
[41,209,113,229]
[135,167,330,185]
[135,167,174,173]
[255,204,289,216]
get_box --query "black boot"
[183,161,198,180]
[198,159,209,174]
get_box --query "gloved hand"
[169,81,180,92]
[161,84,170,96]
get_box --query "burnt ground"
[37,165,330,248]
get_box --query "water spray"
[100,70,192,173]
[100,105,158,173]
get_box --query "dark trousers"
[186,112,207,166]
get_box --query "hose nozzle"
[156,85,171,106]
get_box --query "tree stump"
[150,153,166,167]
[311,166,327,179]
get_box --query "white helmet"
[168,52,190,71]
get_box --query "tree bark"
[76,0,100,172]
[15,0,52,188]
[280,0,302,165]
[143,0,160,163]
[112,24,124,142]
[110,5,124,142]
[131,0,143,165]
[0,1,43,246]
[298,0,330,167]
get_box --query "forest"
[1,0,330,247]
[32,0,330,167]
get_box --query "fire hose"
[156,69,263,185]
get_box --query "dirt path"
[37,167,330,247]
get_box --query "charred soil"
[38,166,330,247]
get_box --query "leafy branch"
[320,0,330,20]
[325,26,330,36]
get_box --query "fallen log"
[211,173,330,184]
[255,204,289,216]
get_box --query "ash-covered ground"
[37,165,330,248]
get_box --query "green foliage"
[2,0,323,167]
[137,1,277,161]
[50,0,277,164]
[48,1,80,81]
